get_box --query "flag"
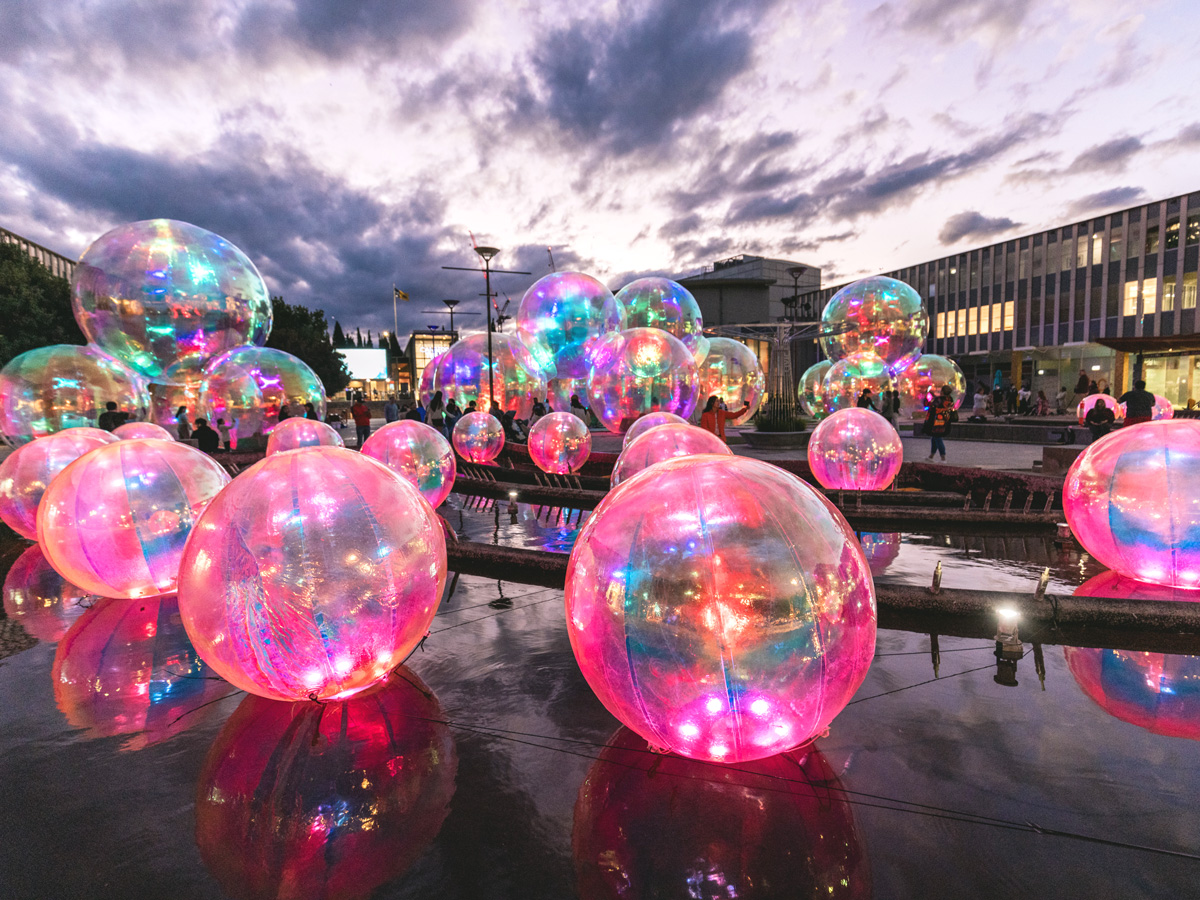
[394,286,409,302]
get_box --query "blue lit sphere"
[820,276,928,369]
[437,332,546,420]
[517,272,625,379]
[586,328,700,434]
[615,277,705,363]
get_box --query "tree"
[332,321,347,348]
[0,243,87,368]
[355,327,363,348]
[388,332,402,354]
[367,329,373,349]
[265,296,351,396]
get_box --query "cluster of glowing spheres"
[264,417,344,455]
[362,420,457,508]
[528,411,592,474]
[808,408,904,491]
[177,447,447,701]
[38,439,231,599]
[452,411,505,463]
[565,454,877,763]
[820,276,928,369]
[1077,394,1124,425]
[0,427,118,539]
[201,346,326,439]
[437,332,546,419]
[610,423,731,488]
[112,421,175,441]
[822,352,893,415]
[895,353,966,416]
[696,337,765,424]
[615,277,705,363]
[517,271,625,379]
[0,344,149,447]
[195,672,456,900]
[70,219,272,379]
[621,411,688,449]
[1064,645,1200,741]
[798,359,833,419]
[3,545,90,642]
[586,328,700,433]
[1064,420,1200,588]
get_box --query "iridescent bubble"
[565,454,876,763]
[586,328,700,434]
[528,411,592,475]
[517,272,625,379]
[362,420,457,508]
[895,353,966,417]
[71,218,272,379]
[0,344,149,447]
[0,427,118,539]
[1077,394,1124,425]
[621,411,688,450]
[1153,395,1175,420]
[695,337,765,425]
[420,351,454,409]
[452,411,505,464]
[437,332,546,419]
[147,357,206,433]
[38,439,231,599]
[822,352,893,415]
[112,421,175,441]
[611,423,731,488]
[264,417,345,455]
[1065,644,1200,741]
[798,359,833,419]
[819,276,928,369]
[547,374,590,414]
[615,277,705,362]
[2,545,91,642]
[177,447,447,702]
[808,408,903,491]
[201,346,325,439]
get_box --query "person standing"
[278,403,293,422]
[883,388,901,430]
[923,385,954,461]
[174,406,192,440]
[193,417,220,454]
[569,394,589,424]
[428,391,446,437]
[700,395,749,441]
[1118,379,1156,426]
[1073,369,1089,407]
[350,394,371,448]
[856,388,876,411]
[98,401,125,432]
[1017,384,1032,414]
[1054,386,1067,414]
[972,386,989,419]
[384,396,399,423]
[216,418,232,450]
[304,402,319,420]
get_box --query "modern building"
[804,190,1200,406]
[1,225,77,280]
[404,329,456,394]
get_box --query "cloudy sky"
[2,0,1198,337]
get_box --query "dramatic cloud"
[938,211,1021,244]
[1067,187,1147,217]
[1066,136,1144,173]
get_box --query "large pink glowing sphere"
[819,276,928,368]
[586,328,700,433]
[437,332,547,419]
[0,428,118,539]
[621,411,688,449]
[177,447,447,702]
[1064,419,1200,588]
[821,352,893,415]
[610,423,732,488]
[517,271,625,379]
[201,346,326,439]
[895,353,966,417]
[112,421,175,441]
[798,360,833,419]
[1077,393,1124,425]
[808,407,903,491]
[37,439,231,599]
[695,337,765,424]
[528,412,592,474]
[614,277,705,363]
[452,411,505,464]
[264,416,345,455]
[362,420,457,508]
[566,454,876,763]
[2,545,91,642]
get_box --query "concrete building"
[1,226,76,280]
[404,329,456,394]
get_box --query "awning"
[1094,334,1200,355]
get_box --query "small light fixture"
[1090,365,1101,371]
[995,608,1020,646]
[507,490,518,516]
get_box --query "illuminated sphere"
[517,271,625,379]
[113,421,175,441]
[419,351,450,408]
[195,672,456,900]
[610,423,732,488]
[528,411,592,474]
[70,218,272,379]
[438,332,547,419]
[264,417,345,455]
[821,352,893,415]
[201,346,326,439]
[819,275,928,368]
[566,454,877,763]
[1153,394,1174,420]
[1064,420,1200,588]
[798,359,833,419]
[547,374,590,414]
[586,328,700,433]
[147,357,206,431]
[1065,645,1200,741]
[0,427,118,539]
[895,353,966,417]
[1077,393,1124,426]
[615,277,705,362]
[177,447,445,701]
[0,344,149,447]
[808,407,903,491]
[695,337,765,425]
[2,545,90,643]
[452,411,505,464]
[362,420,456,507]
[622,411,688,450]
[38,439,230,599]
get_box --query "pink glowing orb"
[201,346,326,439]
[1064,419,1200,588]
[586,328,700,434]
[177,447,446,701]
[0,427,118,539]
[528,411,592,474]
[895,353,966,417]
[819,275,928,368]
[566,454,876,763]
[517,271,625,379]
[1077,394,1124,425]
[610,423,732,488]
[621,411,688,450]
[362,420,457,507]
[808,407,903,491]
[1065,645,1200,741]
[37,439,231,599]
[614,277,706,363]
[264,416,345,455]
[821,352,893,415]
[112,421,175,441]
[452,411,505,464]
[1153,394,1174,420]
[1074,570,1200,603]
[2,545,91,642]
[419,351,446,408]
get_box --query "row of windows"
[936,302,1015,338]
[1123,273,1199,315]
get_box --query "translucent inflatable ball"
[528,411,592,475]
[2,544,91,643]
[586,328,700,433]
[437,332,546,420]
[822,352,893,416]
[808,407,903,491]
[615,277,705,363]
[0,427,118,539]
[112,421,175,441]
[452,411,505,464]
[1077,394,1124,425]
[517,271,625,379]
[547,374,590,415]
[798,359,833,419]
[696,337,765,424]
[201,346,325,440]
[819,276,928,369]
[621,411,688,450]
[264,417,345,455]
[147,358,206,432]
[610,423,731,488]
[895,354,966,417]
[362,420,457,508]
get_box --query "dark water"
[1,501,1198,899]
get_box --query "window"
[991,302,1002,331]
[1127,223,1140,257]
[936,311,947,337]
[1091,232,1104,263]
[1163,275,1176,312]
[1061,238,1073,271]
[1143,279,1157,314]
[1033,244,1044,276]
[957,309,966,334]
[1166,217,1180,250]
[979,304,990,333]
[1188,215,1200,245]
[1076,235,1089,268]
[1003,301,1014,330]
[1146,225,1160,255]
[968,307,978,335]
[1109,227,1123,260]
[1006,252,1017,281]
[1184,272,1197,309]
[1019,248,1030,279]
[1124,280,1139,316]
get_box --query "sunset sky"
[2,0,1198,337]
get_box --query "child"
[216,417,232,451]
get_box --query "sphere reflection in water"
[586,328,700,433]
[615,277,705,363]
[528,411,592,474]
[38,439,231,599]
[621,411,687,450]
[1065,645,1200,741]
[112,421,175,441]
[437,332,547,419]
[610,424,731,488]
[195,671,457,900]
[1075,570,1200,603]
[566,455,876,763]
[518,271,625,379]
[821,352,893,416]
[819,275,928,369]
[798,359,833,420]
[858,532,901,577]
[808,408,903,491]
[201,346,326,439]
[573,727,870,900]
[362,420,456,508]
[1064,420,1200,588]
[452,411,505,464]
[2,545,91,642]
[695,337,765,424]
[895,354,966,417]
[265,417,345,455]
[0,427,118,539]
[52,594,229,751]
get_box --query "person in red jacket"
[699,395,749,441]
[350,394,371,448]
